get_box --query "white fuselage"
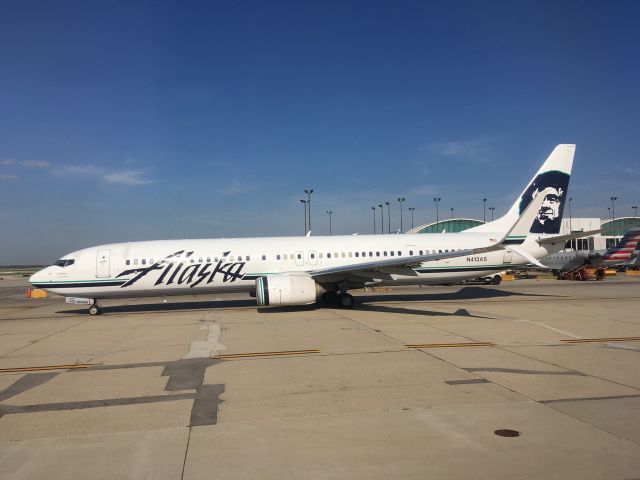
[30,233,554,300]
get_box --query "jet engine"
[255,275,323,307]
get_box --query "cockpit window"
[54,259,75,267]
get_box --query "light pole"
[371,206,376,234]
[633,205,638,218]
[397,197,405,233]
[568,197,573,249]
[450,207,454,219]
[610,196,617,222]
[304,189,314,234]
[489,206,495,221]
[299,199,307,235]
[385,202,391,234]
[379,204,384,235]
[408,207,415,229]
[434,197,441,224]
[483,198,487,223]
[326,210,333,236]
[610,196,618,244]
[607,207,611,220]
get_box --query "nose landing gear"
[88,303,102,315]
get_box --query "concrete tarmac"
[0,275,639,479]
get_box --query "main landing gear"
[321,291,355,309]
[88,303,102,316]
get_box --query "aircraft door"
[308,250,318,265]
[295,251,304,266]
[96,249,111,278]
[503,251,513,264]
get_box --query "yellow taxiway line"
[561,336,640,344]
[0,364,95,374]
[212,349,321,359]
[405,342,496,349]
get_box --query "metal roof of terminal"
[407,218,484,234]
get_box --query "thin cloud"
[59,164,106,176]
[21,160,50,168]
[424,134,509,161]
[408,184,440,196]
[0,174,18,180]
[218,178,257,197]
[59,164,155,186]
[104,170,155,186]
[0,159,16,166]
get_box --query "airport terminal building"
[409,217,640,251]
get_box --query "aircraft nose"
[29,267,51,285]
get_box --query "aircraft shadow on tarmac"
[57,286,551,316]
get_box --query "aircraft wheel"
[322,291,339,304]
[491,275,502,285]
[89,305,101,316]
[337,293,355,309]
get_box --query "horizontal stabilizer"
[536,229,601,246]
[505,245,548,268]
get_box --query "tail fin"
[469,144,575,234]
[472,186,561,267]
[602,228,640,263]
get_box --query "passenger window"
[319,253,323,258]
[355,252,359,257]
[214,257,219,262]
[237,256,242,261]
[206,257,211,263]
[390,251,394,256]
[409,250,413,256]
[126,260,131,266]
[362,252,366,257]
[150,259,154,264]
[369,252,373,257]
[142,259,147,265]
[190,258,195,263]
[419,250,423,255]
[297,254,302,259]
[277,255,281,260]
[376,252,380,257]
[246,256,250,261]
[439,250,442,253]
[327,253,331,258]
[262,255,266,260]
[341,252,345,258]
[398,251,402,256]
[134,259,138,265]
[348,252,352,258]
[310,253,315,259]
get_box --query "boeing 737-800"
[30,144,581,315]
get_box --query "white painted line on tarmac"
[515,319,582,339]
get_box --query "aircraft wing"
[308,186,554,283]
[309,248,478,281]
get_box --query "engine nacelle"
[255,275,323,307]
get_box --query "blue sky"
[1,0,639,264]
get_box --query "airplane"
[30,144,583,315]
[542,228,640,273]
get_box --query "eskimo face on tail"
[518,170,570,234]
